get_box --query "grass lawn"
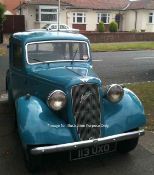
[91,41,154,52]
[125,82,154,131]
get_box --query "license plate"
[70,142,117,160]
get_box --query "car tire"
[117,137,139,154]
[23,148,42,173]
[6,70,15,108]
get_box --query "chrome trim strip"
[31,129,144,155]
[25,40,90,65]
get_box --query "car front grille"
[72,84,101,140]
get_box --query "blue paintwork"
[16,96,74,146]
[103,88,146,136]
[13,31,89,44]
[15,88,146,145]
[7,31,146,147]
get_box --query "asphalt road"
[0,50,154,92]
[92,50,154,85]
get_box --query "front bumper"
[31,129,144,155]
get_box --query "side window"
[60,25,67,29]
[51,25,57,29]
[12,43,22,69]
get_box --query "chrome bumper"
[31,129,144,155]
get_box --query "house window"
[98,13,110,24]
[38,6,58,22]
[36,8,39,21]
[149,12,154,23]
[73,12,86,24]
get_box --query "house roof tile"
[23,0,71,6]
[22,0,129,10]
[62,0,129,10]
[128,0,154,10]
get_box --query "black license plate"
[70,142,117,160]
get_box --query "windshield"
[26,41,89,64]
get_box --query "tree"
[109,21,118,32]
[0,3,5,43]
[0,3,5,24]
[98,21,105,32]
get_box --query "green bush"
[98,21,105,32]
[109,21,118,32]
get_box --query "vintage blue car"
[6,31,146,171]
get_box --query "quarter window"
[98,13,110,24]
[73,12,86,24]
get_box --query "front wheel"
[117,137,139,153]
[6,69,15,110]
[23,148,42,172]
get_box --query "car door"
[10,41,27,100]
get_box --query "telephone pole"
[58,0,60,31]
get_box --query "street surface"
[92,50,154,85]
[0,50,154,92]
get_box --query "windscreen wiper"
[29,57,49,64]
[71,49,78,65]
[30,57,42,62]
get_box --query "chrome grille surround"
[71,84,101,140]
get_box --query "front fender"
[103,88,146,136]
[15,96,74,146]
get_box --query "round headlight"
[47,90,66,111]
[106,84,124,103]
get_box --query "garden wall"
[81,32,154,43]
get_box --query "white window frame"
[97,13,110,24]
[73,12,86,24]
[37,5,58,23]
[149,12,154,24]
[25,40,90,65]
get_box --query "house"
[124,0,154,32]
[15,0,154,32]
[16,0,129,31]
[0,0,21,15]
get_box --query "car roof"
[12,31,88,44]
[48,24,67,26]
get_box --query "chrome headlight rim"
[106,84,124,103]
[47,90,67,111]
